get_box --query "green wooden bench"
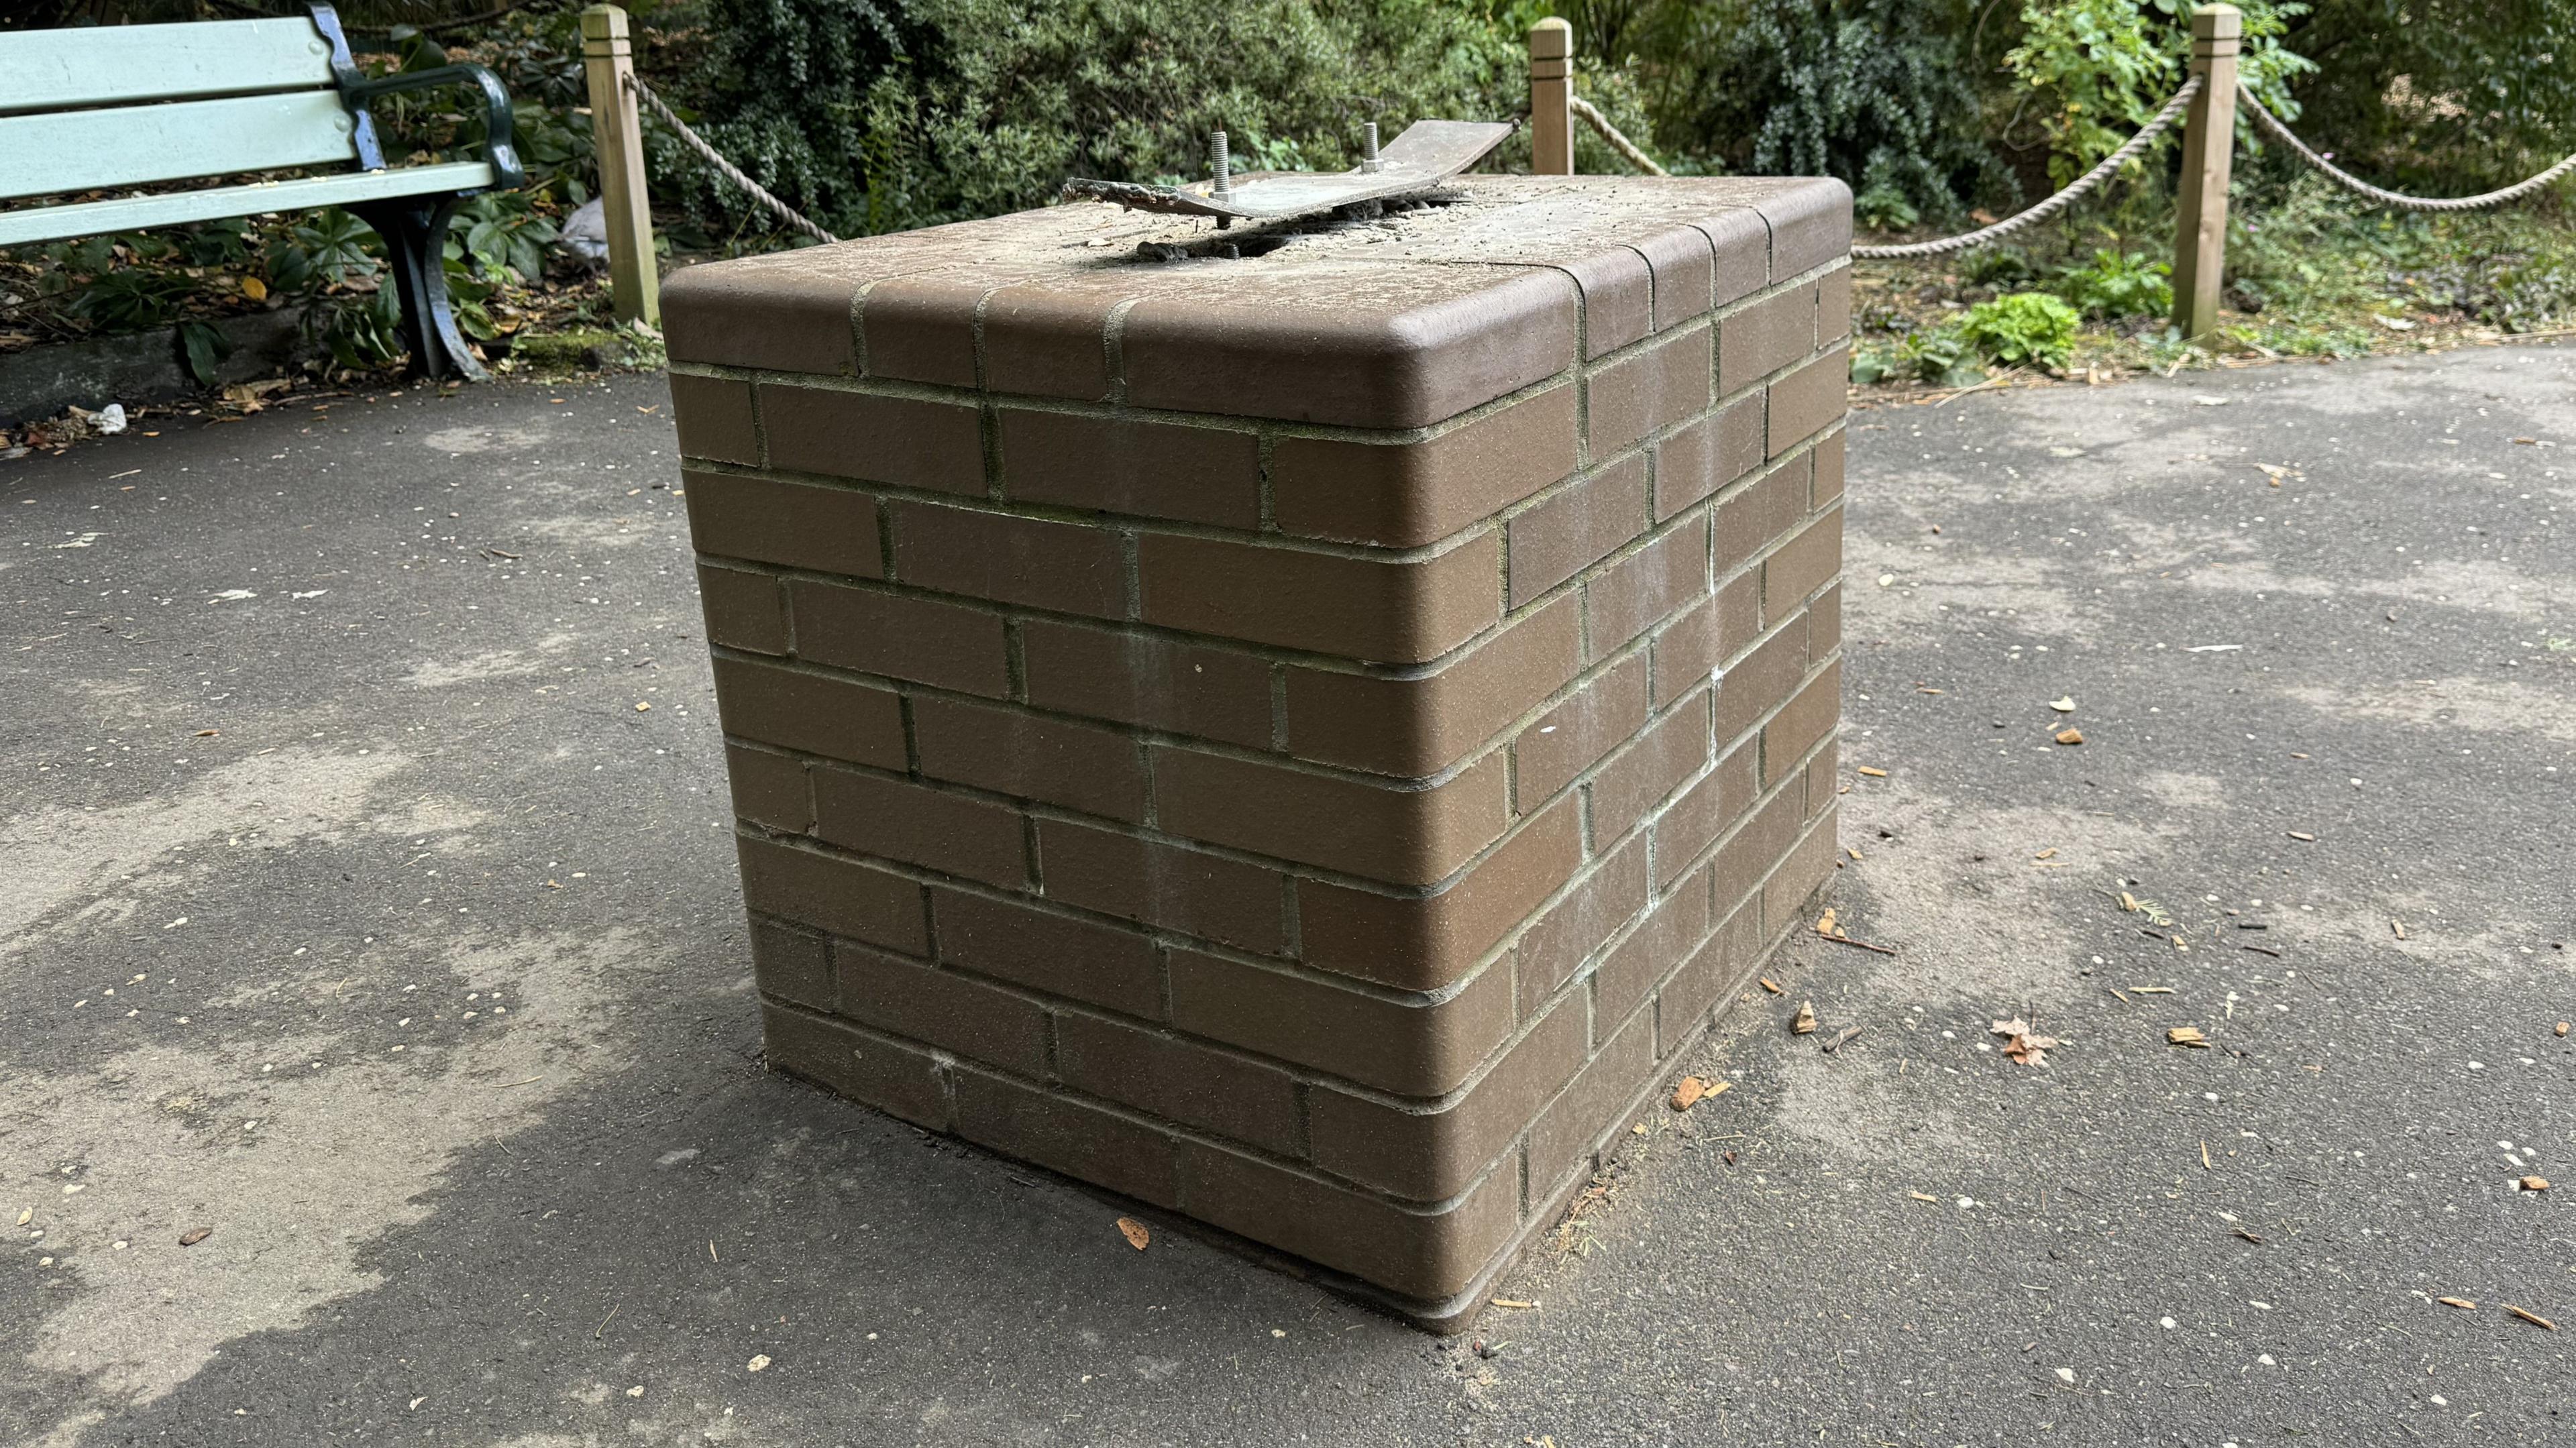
[0,3,525,382]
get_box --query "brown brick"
[664,264,856,375]
[955,1069,1179,1208]
[1036,818,1285,954]
[1515,832,1649,1018]
[1761,659,1840,790]
[834,936,1051,1076]
[996,410,1260,528]
[930,887,1162,1020]
[1297,793,1582,993]
[1636,225,1717,333]
[1595,867,1713,1041]
[684,472,882,579]
[1560,246,1652,359]
[759,384,984,494]
[1717,284,1817,394]
[669,374,757,465]
[891,500,1126,620]
[1810,581,1842,657]
[1759,180,1854,280]
[1765,809,1840,934]
[1526,1003,1653,1194]
[1767,347,1849,457]
[1713,617,1808,748]
[1652,735,1758,888]
[1811,429,1846,508]
[981,283,1122,401]
[858,276,980,388]
[1711,781,1805,926]
[1176,1137,1520,1302]
[811,765,1028,889]
[726,743,810,834]
[1818,266,1851,343]
[1586,323,1712,457]
[913,694,1146,824]
[1513,652,1648,808]
[698,563,790,655]
[1656,899,1761,1058]
[1585,516,1707,659]
[1119,265,1577,430]
[760,1003,947,1130]
[1652,392,1763,522]
[1152,747,1508,889]
[787,579,1008,698]
[1020,620,1273,751]
[1272,384,1578,548]
[1138,531,1499,665]
[1764,506,1843,617]
[1284,594,1578,777]
[1712,455,1810,581]
[1694,207,1770,310]
[712,656,904,769]
[749,917,831,1010]
[1589,687,1711,845]
[1309,993,1588,1201]
[1054,1011,1302,1158]
[1508,453,1649,605]
[1651,569,1759,709]
[737,835,926,954]
[1805,737,1840,822]
[1167,948,1513,1097]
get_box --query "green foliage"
[458,192,558,284]
[2053,247,2171,317]
[2004,0,2312,186]
[1897,326,1983,384]
[177,319,233,387]
[2292,0,2576,190]
[1957,290,2081,367]
[70,268,197,331]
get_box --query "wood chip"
[2286,830,2317,842]
[1791,1001,1817,1035]
[2119,892,2141,912]
[1908,1191,1938,1203]
[2520,1176,2551,1192]
[2557,1021,2569,1038]
[1670,1076,1708,1111]
[177,1227,213,1247]
[1758,977,1782,994]
[2131,985,2174,995]
[1115,1217,1150,1251]
[1822,1025,1863,1053]
[2033,848,2058,860]
[2233,1227,2263,1244]
[2504,1305,2557,1331]
[1845,846,1864,861]
[2167,1026,2211,1048]
[2053,728,2084,746]
[1857,766,1888,777]
[2390,919,2408,940]
[1489,1298,1539,1309]
[2438,1296,2477,1310]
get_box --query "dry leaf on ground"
[1116,1217,1151,1250]
[1670,1076,1709,1111]
[177,1227,213,1247]
[1792,1001,1818,1035]
[2167,1026,2211,1048]
[1990,1017,2060,1066]
[2520,1176,2551,1192]
[2055,728,2085,746]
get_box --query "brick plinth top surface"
[665,174,1851,1329]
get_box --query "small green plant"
[1853,180,1920,234]
[1899,326,1985,386]
[457,192,558,284]
[1957,290,2081,369]
[2055,248,2172,319]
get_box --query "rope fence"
[625,72,841,244]
[1568,98,1668,178]
[2237,89,2576,213]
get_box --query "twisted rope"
[1568,97,1668,177]
[625,73,841,244]
[1854,75,2201,260]
[2237,89,2576,212]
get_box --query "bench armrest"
[345,64,527,191]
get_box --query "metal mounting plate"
[1060,119,1514,223]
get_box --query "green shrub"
[2054,248,2172,317]
[2003,0,2314,186]
[1957,290,2081,368]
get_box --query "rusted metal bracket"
[1059,119,1514,226]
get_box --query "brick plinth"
[667,174,1851,1330]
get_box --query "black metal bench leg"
[352,196,487,383]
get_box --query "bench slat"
[0,162,497,247]
[0,18,337,116]
[1,92,365,203]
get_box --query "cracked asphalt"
[3,342,2570,1447]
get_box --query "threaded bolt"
[1210,131,1232,199]
[1360,121,1381,173]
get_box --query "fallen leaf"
[1670,1076,1708,1111]
[2167,1026,2211,1048]
[1758,977,1781,994]
[2049,696,2076,712]
[1116,1217,1151,1250]
[2520,1176,2551,1192]
[1857,766,1888,778]
[1815,908,1838,936]
[2438,1296,2477,1310]
[240,276,269,301]
[1792,1001,1817,1035]
[1990,1017,2059,1066]
[2054,728,2084,746]
[2504,1305,2557,1331]
[177,1227,213,1246]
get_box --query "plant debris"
[2167,1026,2212,1048]
[177,1227,213,1247]
[2438,1296,2477,1310]
[1990,1018,2059,1066]
[1116,1217,1151,1250]
[1670,1076,1723,1111]
[2504,1305,2557,1331]
[2519,1176,2551,1192]
[2054,728,2085,746]
[1792,1001,1818,1035]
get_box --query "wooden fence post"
[580,4,659,329]
[1529,18,1572,176]
[2172,3,2240,339]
